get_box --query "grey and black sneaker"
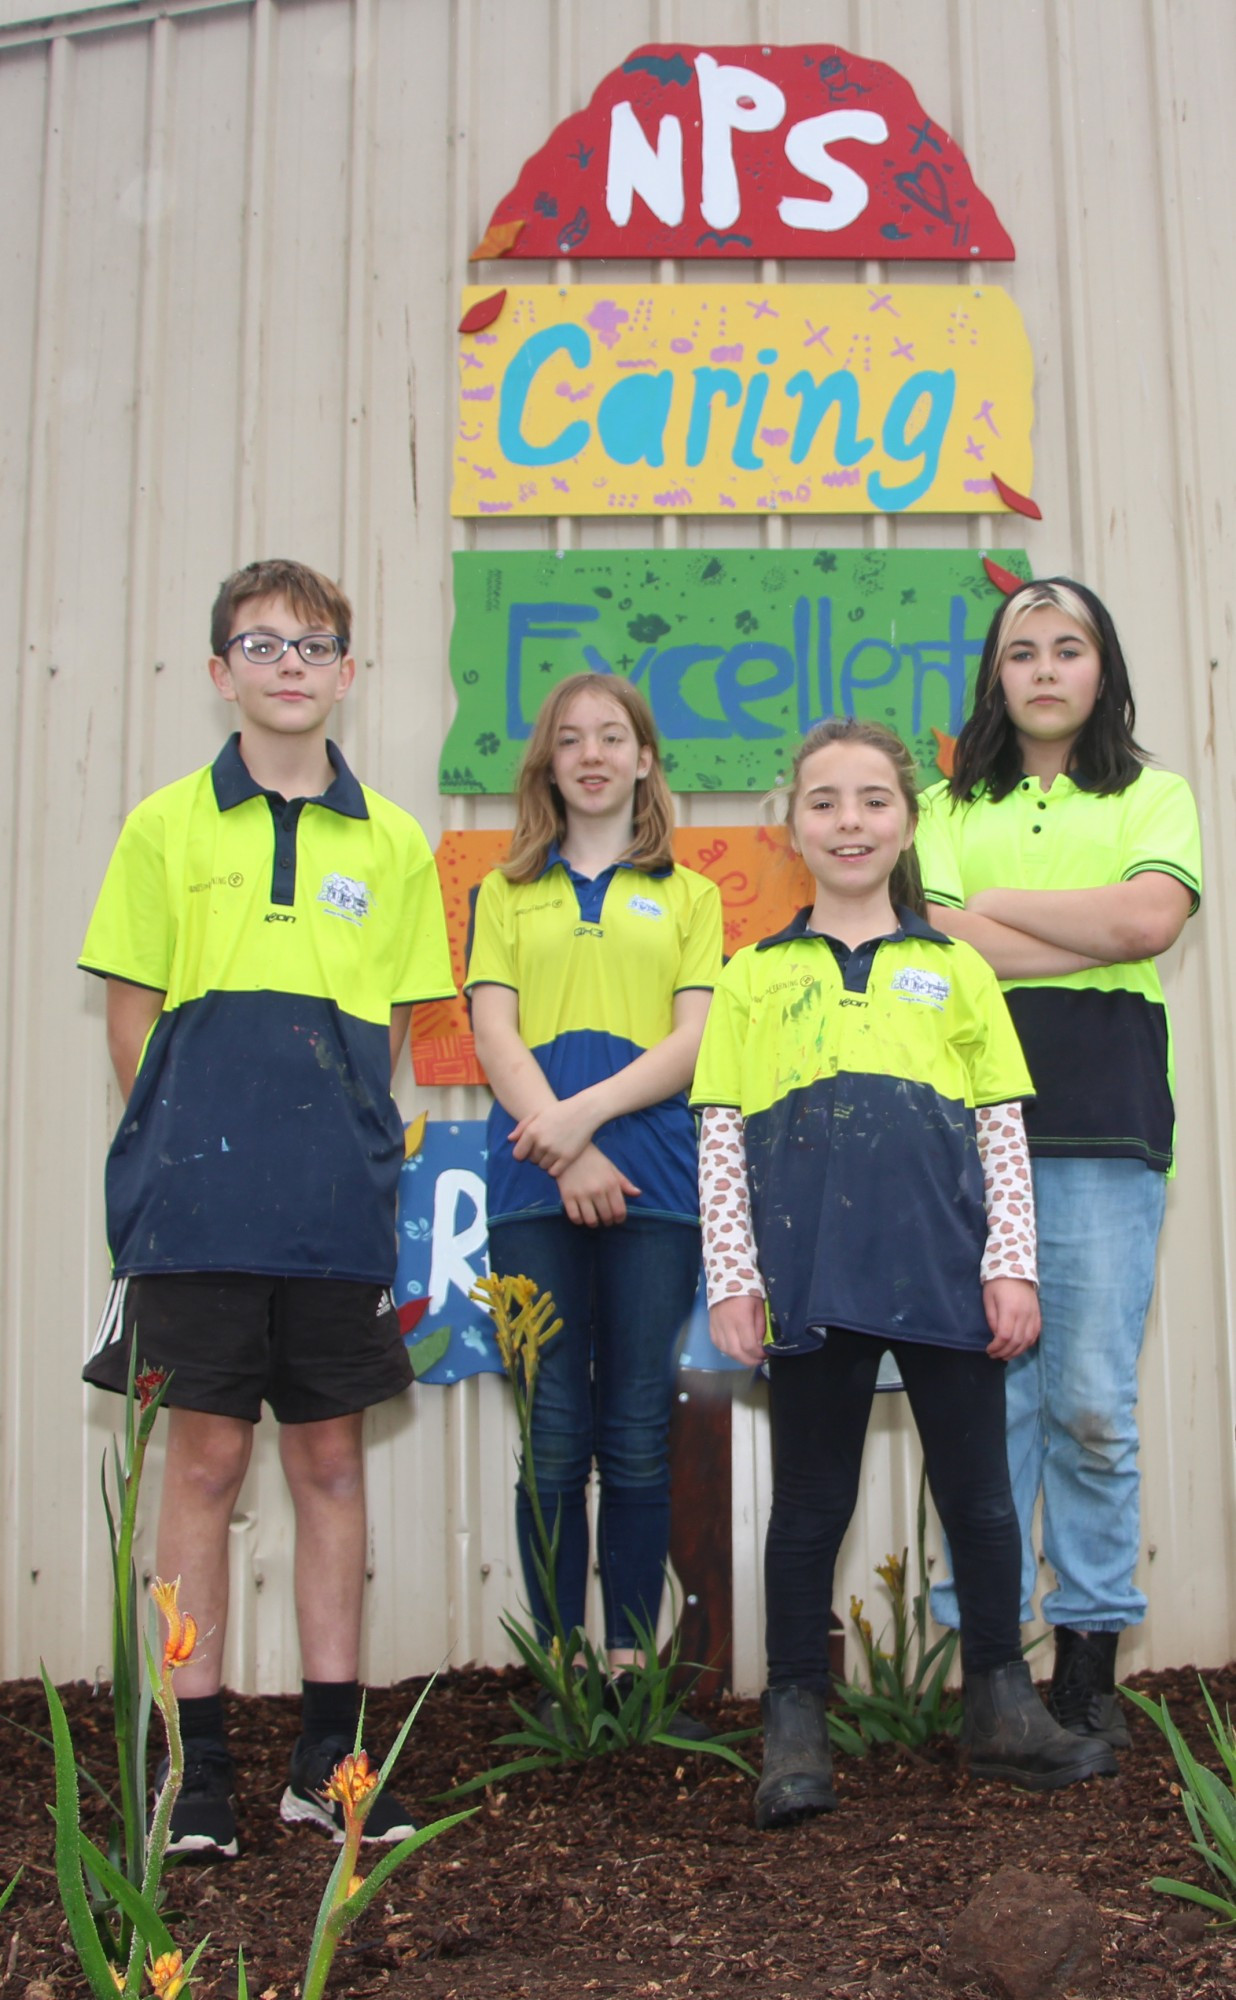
[154,1746,239,1860]
[278,1733,420,1844]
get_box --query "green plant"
[44,1564,211,1998]
[45,1350,471,1997]
[1124,1676,1236,1924]
[299,1699,474,2000]
[441,1273,753,1793]
[42,1354,184,1994]
[831,1464,962,1752]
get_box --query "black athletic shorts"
[84,1274,413,1424]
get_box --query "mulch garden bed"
[3,1662,1236,1998]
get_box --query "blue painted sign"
[395,1119,741,1382]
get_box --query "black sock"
[301,1678,361,1745]
[178,1692,226,1749]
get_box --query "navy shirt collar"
[755,905,953,952]
[211,733,368,819]
[540,839,671,882]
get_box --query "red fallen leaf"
[458,289,507,334]
[931,727,957,778]
[471,219,526,260]
[991,473,1042,520]
[397,1298,429,1336]
[982,556,1026,596]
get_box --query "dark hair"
[502,673,675,883]
[210,559,352,656]
[784,716,927,919]
[949,577,1147,802]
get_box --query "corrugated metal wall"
[1,0,1232,1693]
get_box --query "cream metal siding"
[0,0,1232,1692]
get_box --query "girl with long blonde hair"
[466,674,722,1717]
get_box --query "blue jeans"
[931,1157,1166,1633]
[487,1212,701,1650]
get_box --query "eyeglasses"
[221,632,346,666]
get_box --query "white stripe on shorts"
[89,1277,129,1360]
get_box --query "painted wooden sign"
[439,547,1028,798]
[394,1117,740,1380]
[452,285,1034,517]
[473,45,1014,263]
[411,825,814,1088]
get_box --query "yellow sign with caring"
[452,284,1034,517]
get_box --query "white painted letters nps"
[605,54,888,237]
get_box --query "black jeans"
[765,1331,1021,1689]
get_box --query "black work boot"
[1047,1627,1131,1749]
[963,1660,1118,1790]
[753,1685,837,1830]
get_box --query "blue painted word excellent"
[504,596,982,741]
[497,325,956,511]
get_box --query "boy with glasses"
[81,559,454,1857]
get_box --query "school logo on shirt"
[318,872,371,926]
[627,895,664,920]
[889,967,950,1010]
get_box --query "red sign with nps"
[474,45,1014,264]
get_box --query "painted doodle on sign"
[452,286,1034,517]
[440,547,1029,796]
[472,44,1014,263]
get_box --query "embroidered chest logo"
[626,895,664,920]
[889,967,950,1010]
[318,872,371,926]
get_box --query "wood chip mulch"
[3,1662,1236,1998]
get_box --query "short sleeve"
[915,782,967,911]
[393,822,456,1004]
[952,942,1035,1107]
[1119,771,1202,911]
[79,806,173,990]
[463,869,517,993]
[689,952,752,1110]
[674,875,723,994]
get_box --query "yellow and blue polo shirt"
[916,768,1202,1171]
[690,909,1033,1353]
[80,735,454,1282]
[465,849,722,1225]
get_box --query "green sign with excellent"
[441,547,1029,794]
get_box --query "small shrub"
[440,1274,754,1794]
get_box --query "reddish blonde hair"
[502,674,675,884]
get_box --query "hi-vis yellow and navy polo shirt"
[80,735,454,1282]
[690,909,1033,1353]
[916,768,1202,1172]
[466,850,722,1225]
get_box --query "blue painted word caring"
[504,595,982,740]
[498,324,956,511]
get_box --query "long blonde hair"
[502,674,676,883]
